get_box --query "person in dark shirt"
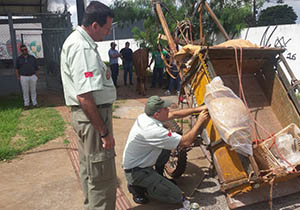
[16,44,39,109]
[120,42,133,86]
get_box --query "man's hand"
[179,110,209,147]
[194,105,207,113]
[101,134,115,149]
[106,70,111,80]
[196,110,209,124]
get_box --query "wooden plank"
[227,177,300,209]
[210,59,267,76]
[207,48,283,61]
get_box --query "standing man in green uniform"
[149,49,168,88]
[60,2,116,210]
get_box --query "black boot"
[128,185,149,204]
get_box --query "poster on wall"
[0,23,43,60]
[240,24,300,83]
[23,34,44,58]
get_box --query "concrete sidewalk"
[1,86,300,210]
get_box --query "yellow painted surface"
[214,144,248,183]
[191,55,248,193]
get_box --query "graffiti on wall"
[240,24,300,82]
[0,35,43,59]
[28,41,42,58]
[0,39,22,59]
[273,36,296,61]
[0,44,8,59]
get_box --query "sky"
[47,0,300,27]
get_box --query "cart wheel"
[162,120,187,178]
[165,148,187,178]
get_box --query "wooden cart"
[153,1,300,208]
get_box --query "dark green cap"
[145,96,172,116]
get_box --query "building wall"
[96,38,141,64]
[239,24,300,82]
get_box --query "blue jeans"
[168,71,180,92]
[123,62,133,84]
[110,63,119,87]
[152,67,164,87]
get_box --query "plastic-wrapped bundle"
[204,77,252,156]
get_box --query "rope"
[156,35,177,80]
[232,46,297,173]
[269,177,275,210]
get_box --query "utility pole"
[76,0,88,26]
[253,0,257,26]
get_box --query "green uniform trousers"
[125,167,182,204]
[71,105,116,210]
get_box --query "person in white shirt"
[108,42,121,87]
[122,95,209,205]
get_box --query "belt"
[124,167,150,173]
[97,103,112,108]
[21,73,35,76]
[71,104,112,111]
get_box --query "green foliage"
[0,98,65,160]
[257,4,298,26]
[204,0,252,42]
[296,92,300,101]
[112,0,252,47]
[112,0,152,25]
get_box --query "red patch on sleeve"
[84,72,93,78]
[168,130,172,137]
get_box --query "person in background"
[108,42,121,87]
[148,48,168,88]
[60,1,117,209]
[120,41,133,86]
[165,58,181,96]
[123,95,209,205]
[16,44,39,110]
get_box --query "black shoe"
[33,104,40,108]
[24,106,30,110]
[130,82,134,85]
[133,194,149,204]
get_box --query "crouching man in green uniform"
[60,2,116,210]
[122,95,209,205]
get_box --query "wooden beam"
[204,1,230,41]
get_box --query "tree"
[111,0,253,48]
[257,4,298,26]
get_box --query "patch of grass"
[0,96,65,160]
[112,115,121,119]
[63,139,70,145]
[112,104,120,112]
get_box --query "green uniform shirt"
[152,50,168,68]
[61,26,116,106]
